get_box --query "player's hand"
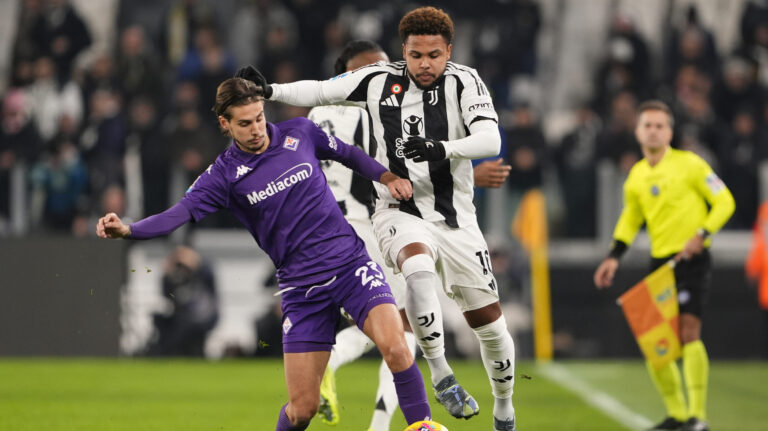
[594,257,619,289]
[235,65,273,99]
[473,158,511,188]
[96,212,131,239]
[675,234,705,261]
[380,172,413,201]
[403,136,446,162]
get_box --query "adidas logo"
[235,165,252,179]
[380,94,399,107]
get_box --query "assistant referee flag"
[618,261,681,369]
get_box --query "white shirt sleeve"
[442,119,501,160]
[455,65,498,127]
[270,62,388,107]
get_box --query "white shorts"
[347,218,407,310]
[371,209,499,312]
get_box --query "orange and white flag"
[618,261,681,369]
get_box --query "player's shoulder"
[670,148,708,166]
[445,61,482,80]
[276,116,317,134]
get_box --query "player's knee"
[472,315,511,350]
[380,339,413,372]
[401,253,436,280]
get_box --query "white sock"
[328,325,375,372]
[473,316,515,419]
[368,331,417,431]
[405,271,452,385]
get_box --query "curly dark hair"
[333,40,384,76]
[398,6,454,44]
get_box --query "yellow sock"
[645,359,687,421]
[683,340,709,420]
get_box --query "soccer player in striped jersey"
[95,77,439,431]
[308,39,511,431]
[594,100,735,431]
[238,7,518,430]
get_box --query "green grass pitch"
[1,359,765,430]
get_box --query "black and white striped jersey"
[308,104,375,223]
[271,60,500,228]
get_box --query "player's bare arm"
[96,213,131,239]
[594,257,619,289]
[473,158,511,188]
[677,232,706,261]
[380,171,413,201]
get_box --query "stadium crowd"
[1,0,767,239]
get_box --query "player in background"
[307,39,511,430]
[237,7,518,430]
[96,77,440,431]
[594,100,734,431]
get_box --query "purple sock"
[275,403,309,431]
[392,362,431,424]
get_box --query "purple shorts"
[280,255,397,353]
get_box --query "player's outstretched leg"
[402,254,479,419]
[367,331,417,431]
[317,325,375,425]
[363,303,431,424]
[645,359,688,429]
[472,314,516,430]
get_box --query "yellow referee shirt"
[613,148,735,258]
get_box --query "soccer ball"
[404,420,448,431]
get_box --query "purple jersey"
[179,117,387,284]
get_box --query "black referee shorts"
[650,249,712,318]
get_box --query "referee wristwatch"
[696,227,710,240]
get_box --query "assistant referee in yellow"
[594,100,735,431]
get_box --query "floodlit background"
[0,1,766,430]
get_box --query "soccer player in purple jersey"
[96,77,440,431]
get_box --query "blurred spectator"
[166,106,223,185]
[25,56,83,142]
[176,25,236,117]
[79,87,128,199]
[740,0,768,53]
[230,0,300,73]
[505,104,548,203]
[286,0,341,80]
[596,91,641,175]
[712,56,765,123]
[160,0,218,67]
[116,25,164,109]
[148,245,219,357]
[79,53,118,120]
[126,96,169,217]
[10,0,45,87]
[556,105,601,238]
[593,14,651,114]
[31,0,92,85]
[473,0,540,107]
[28,138,88,232]
[674,90,726,167]
[0,89,43,225]
[738,18,768,88]
[720,108,759,228]
[665,6,719,82]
